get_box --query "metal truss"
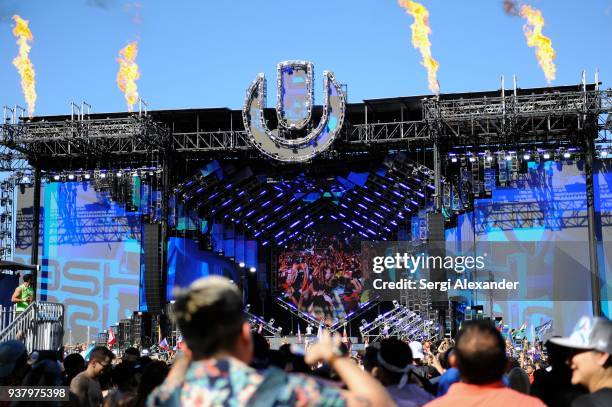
[2,116,168,158]
[172,130,250,152]
[1,90,609,159]
[359,303,439,342]
[474,199,612,234]
[347,120,429,144]
[245,309,283,337]
[16,210,140,246]
[423,90,610,144]
[275,296,322,328]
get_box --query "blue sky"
[0,0,610,116]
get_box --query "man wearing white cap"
[550,316,612,407]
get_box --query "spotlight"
[68,174,75,180]
[53,175,60,181]
[505,155,512,161]
[132,172,138,177]
[245,304,251,311]
[563,152,571,159]
[392,300,399,308]
[601,150,609,158]
[543,153,551,160]
[523,154,531,160]
[486,156,493,162]
[450,157,458,163]
[116,172,123,177]
[239,262,245,268]
[84,173,91,180]
[249,267,256,273]
[100,173,107,179]
[269,318,275,325]
[469,156,476,163]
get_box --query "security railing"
[0,301,64,352]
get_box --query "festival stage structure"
[0,64,611,347]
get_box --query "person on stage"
[11,273,34,313]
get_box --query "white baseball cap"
[549,316,612,354]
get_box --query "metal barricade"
[0,301,64,353]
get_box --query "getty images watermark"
[360,241,611,302]
[370,251,519,292]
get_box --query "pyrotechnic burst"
[116,41,140,112]
[397,0,440,94]
[11,15,37,118]
[520,5,556,84]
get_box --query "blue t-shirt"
[436,367,460,397]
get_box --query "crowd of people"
[278,246,364,324]
[1,275,611,406]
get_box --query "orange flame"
[520,5,556,84]
[11,15,37,118]
[398,0,440,94]
[116,41,140,112]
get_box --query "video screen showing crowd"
[277,235,365,325]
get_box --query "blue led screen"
[445,161,612,335]
[14,182,141,343]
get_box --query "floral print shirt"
[148,357,346,407]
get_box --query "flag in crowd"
[159,337,169,350]
[107,328,117,347]
[512,321,527,338]
[535,319,554,341]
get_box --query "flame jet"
[520,5,556,84]
[397,0,440,94]
[116,42,140,111]
[11,15,37,118]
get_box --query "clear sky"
[0,0,610,116]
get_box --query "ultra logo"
[242,61,346,162]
